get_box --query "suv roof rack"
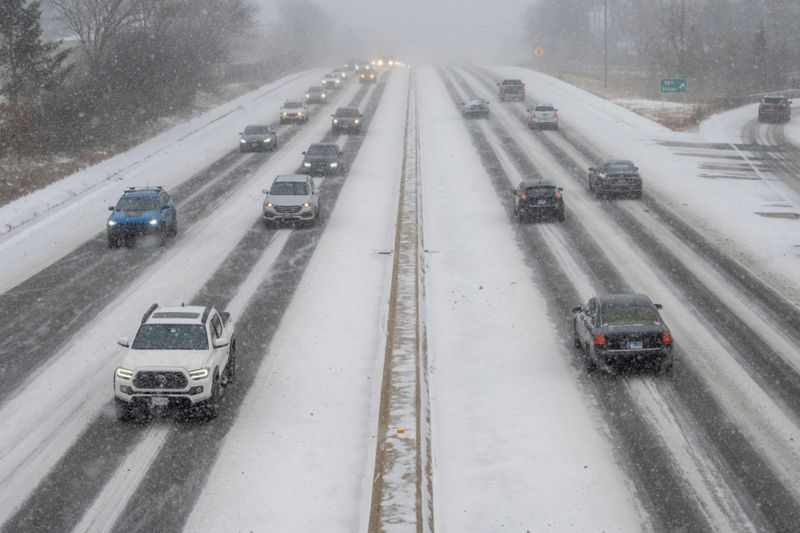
[125,186,164,193]
[142,303,158,323]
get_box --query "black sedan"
[301,143,346,176]
[512,180,565,222]
[572,294,673,375]
[239,125,277,152]
[587,160,642,198]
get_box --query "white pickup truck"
[114,304,236,420]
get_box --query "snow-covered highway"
[1,64,800,532]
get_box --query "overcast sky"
[256,0,533,64]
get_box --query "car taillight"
[519,191,527,200]
[593,333,606,346]
[555,191,562,200]
[661,329,672,344]
[553,111,559,119]
[530,112,536,119]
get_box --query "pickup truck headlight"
[240,139,246,143]
[354,119,360,124]
[189,368,209,380]
[148,219,159,225]
[116,367,134,380]
[281,112,287,116]
[329,162,338,168]
[333,119,339,124]
[263,138,272,143]
[107,220,117,226]
[303,162,311,167]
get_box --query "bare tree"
[47,0,137,73]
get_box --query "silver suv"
[280,99,309,123]
[262,174,319,226]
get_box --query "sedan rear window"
[525,186,557,196]
[535,106,555,111]
[603,162,636,174]
[132,324,208,350]
[601,303,659,326]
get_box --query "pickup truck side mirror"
[331,114,335,117]
[571,306,583,314]
[634,166,639,171]
[588,167,596,172]
[214,337,230,348]
[302,151,306,155]
[510,188,517,195]
[262,189,268,194]
[117,337,130,347]
[526,108,531,112]
[654,304,663,310]
[238,132,242,135]
[108,205,115,211]
[557,187,563,192]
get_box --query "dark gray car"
[332,107,363,133]
[239,125,277,152]
[301,143,346,176]
[573,294,673,375]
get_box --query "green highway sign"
[660,78,688,93]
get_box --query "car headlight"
[281,112,287,116]
[149,219,159,225]
[107,220,117,226]
[266,202,273,208]
[333,119,339,124]
[305,93,310,98]
[189,368,209,380]
[240,139,246,143]
[263,138,272,143]
[354,119,360,124]
[303,202,311,208]
[303,162,311,167]
[116,367,134,380]
[321,93,326,98]
[329,162,338,168]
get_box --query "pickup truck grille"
[133,371,188,389]
[274,205,302,214]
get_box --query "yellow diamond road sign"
[533,47,544,58]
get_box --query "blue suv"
[107,186,178,248]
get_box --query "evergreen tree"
[0,0,69,103]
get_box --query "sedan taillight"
[519,191,527,200]
[661,329,672,344]
[593,333,606,346]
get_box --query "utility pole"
[604,0,608,89]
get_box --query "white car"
[527,104,559,130]
[262,174,319,226]
[279,99,309,124]
[114,304,236,420]
[322,74,342,90]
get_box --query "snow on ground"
[0,77,359,523]
[418,67,646,531]
[184,70,409,532]
[0,68,326,293]
[492,66,800,300]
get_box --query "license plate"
[628,339,643,349]
[151,397,168,407]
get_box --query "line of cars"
[110,62,365,422]
[489,80,667,376]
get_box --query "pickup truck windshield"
[132,324,209,350]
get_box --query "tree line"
[524,0,799,102]
[0,0,351,157]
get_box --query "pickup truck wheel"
[115,399,136,421]
[108,236,118,249]
[223,344,236,385]
[203,372,221,420]
[558,208,566,222]
[585,346,598,373]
